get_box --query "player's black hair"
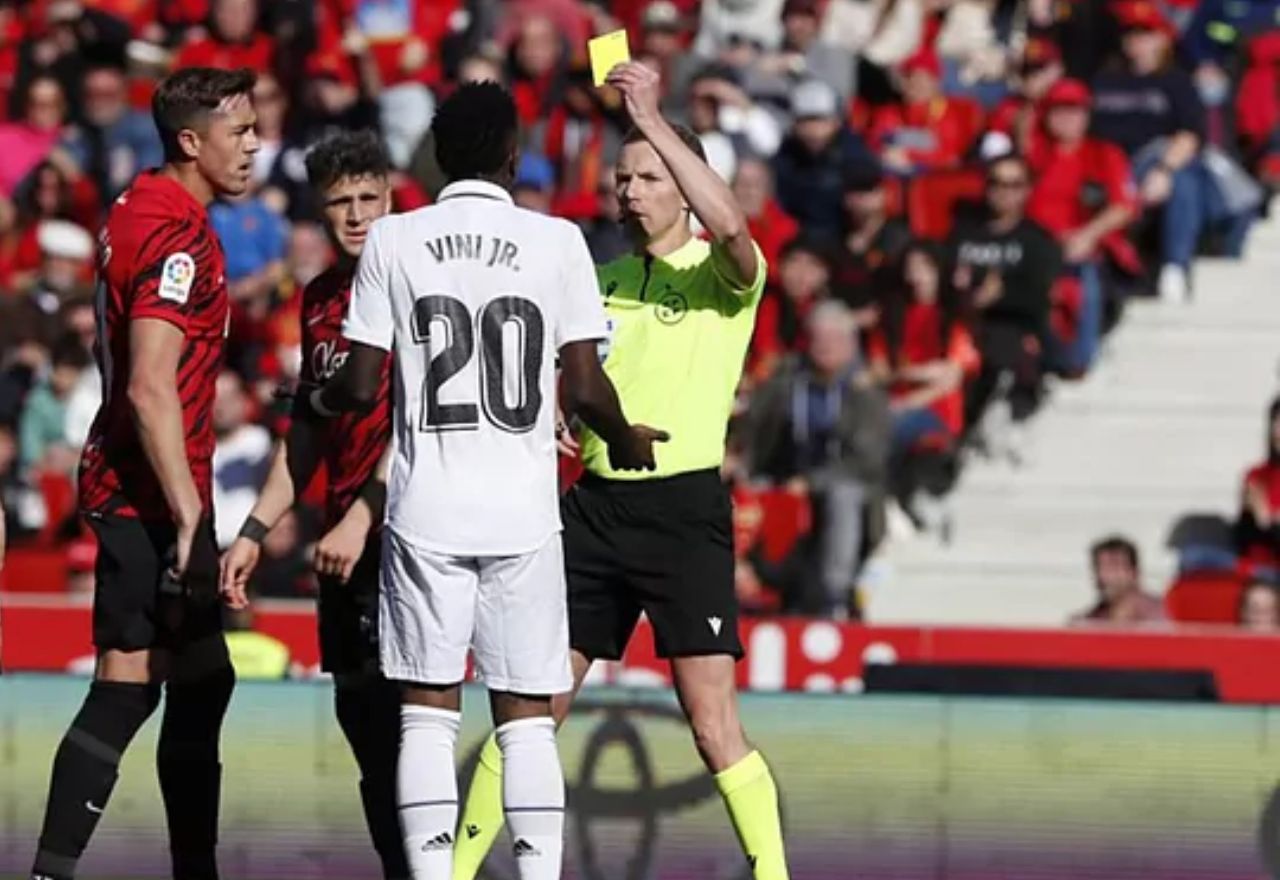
[622,122,708,163]
[152,66,257,163]
[432,81,519,183]
[305,129,391,192]
[1091,535,1139,570]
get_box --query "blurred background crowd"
[0,0,1278,630]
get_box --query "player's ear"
[506,143,519,183]
[176,126,202,162]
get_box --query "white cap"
[643,1,682,30]
[38,220,94,262]
[126,40,173,69]
[790,79,838,119]
[978,130,1015,162]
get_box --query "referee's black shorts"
[564,468,743,661]
[88,512,223,653]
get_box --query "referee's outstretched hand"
[610,424,670,472]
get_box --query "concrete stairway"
[866,214,1280,625]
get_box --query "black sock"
[337,678,409,880]
[157,665,234,880]
[32,681,161,880]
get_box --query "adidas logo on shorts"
[513,837,542,858]
[421,831,454,852]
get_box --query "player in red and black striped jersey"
[32,68,259,880]
[219,131,405,879]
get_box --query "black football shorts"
[318,535,383,676]
[88,512,223,653]
[564,469,743,661]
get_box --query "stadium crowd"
[0,0,1274,622]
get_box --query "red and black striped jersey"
[78,171,229,520]
[300,264,391,530]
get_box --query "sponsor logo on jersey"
[311,338,349,381]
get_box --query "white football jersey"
[343,180,608,555]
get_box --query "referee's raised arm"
[605,62,760,288]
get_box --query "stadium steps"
[866,211,1280,625]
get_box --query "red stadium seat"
[756,489,812,562]
[0,547,69,592]
[1165,571,1247,624]
[906,168,985,240]
[37,472,75,546]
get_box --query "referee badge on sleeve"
[159,252,196,304]
[597,317,614,364]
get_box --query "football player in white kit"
[302,81,666,880]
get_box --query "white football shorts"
[378,527,573,694]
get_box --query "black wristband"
[358,480,387,518]
[238,515,270,544]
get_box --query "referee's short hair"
[622,123,708,164]
[153,67,257,163]
[305,130,391,191]
[432,81,519,181]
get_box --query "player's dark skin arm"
[313,341,387,414]
[560,340,667,470]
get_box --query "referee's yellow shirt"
[579,236,766,480]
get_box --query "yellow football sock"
[452,733,505,880]
[714,750,790,880]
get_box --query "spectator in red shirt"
[317,0,458,88]
[750,233,833,382]
[0,75,68,199]
[868,240,979,455]
[1237,397,1280,570]
[1234,32,1280,188]
[4,155,100,291]
[869,47,981,175]
[173,0,274,72]
[732,155,798,288]
[507,13,568,126]
[988,35,1065,155]
[1027,78,1137,376]
[529,64,620,221]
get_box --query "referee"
[453,62,788,880]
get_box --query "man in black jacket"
[951,154,1062,446]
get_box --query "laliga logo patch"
[159,252,196,303]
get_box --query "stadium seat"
[906,168,985,240]
[37,472,75,546]
[1164,571,1247,624]
[755,488,812,562]
[0,547,69,592]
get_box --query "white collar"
[437,179,513,205]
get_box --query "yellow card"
[588,29,630,87]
